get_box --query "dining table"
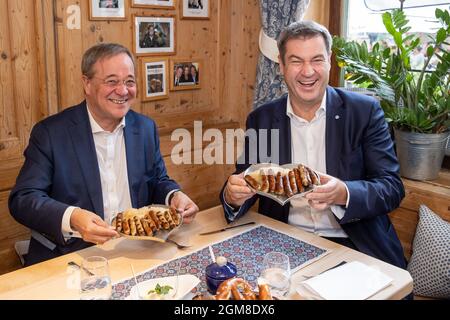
[0,205,413,300]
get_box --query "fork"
[165,238,191,249]
[68,261,95,276]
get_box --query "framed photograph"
[89,0,126,20]
[140,58,169,101]
[170,59,201,91]
[181,0,209,20]
[131,0,175,9]
[133,15,176,56]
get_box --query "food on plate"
[275,172,284,195]
[244,175,260,190]
[260,170,269,193]
[193,277,273,300]
[112,206,182,237]
[143,283,174,300]
[244,164,320,197]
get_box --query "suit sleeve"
[8,123,69,245]
[219,114,258,223]
[341,101,405,223]
[149,122,180,204]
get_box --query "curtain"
[253,0,310,109]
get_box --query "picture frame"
[133,15,176,56]
[181,0,209,20]
[131,0,175,9]
[170,59,201,91]
[89,0,126,20]
[140,58,169,101]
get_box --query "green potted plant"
[332,7,450,180]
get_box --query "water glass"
[260,251,291,298]
[79,256,112,300]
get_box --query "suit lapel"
[123,111,141,208]
[325,87,345,177]
[68,102,104,217]
[272,97,292,165]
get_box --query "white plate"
[244,163,319,205]
[127,274,200,300]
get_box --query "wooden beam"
[329,0,342,87]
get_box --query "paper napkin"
[297,261,393,300]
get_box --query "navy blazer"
[220,87,406,269]
[9,101,179,265]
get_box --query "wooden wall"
[0,0,57,275]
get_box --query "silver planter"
[394,128,450,181]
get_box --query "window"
[344,0,449,77]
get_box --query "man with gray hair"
[9,43,198,265]
[221,21,407,271]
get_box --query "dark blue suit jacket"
[220,87,406,269]
[9,101,179,265]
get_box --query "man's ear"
[81,75,91,95]
[278,55,285,75]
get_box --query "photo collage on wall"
[89,0,208,101]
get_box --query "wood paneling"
[303,0,330,27]
[0,0,56,275]
[0,191,29,274]
[328,0,342,87]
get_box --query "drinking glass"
[260,251,291,298]
[79,256,112,300]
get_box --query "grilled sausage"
[141,218,153,236]
[288,170,298,194]
[282,174,294,197]
[299,165,311,187]
[260,170,269,193]
[164,210,177,229]
[306,166,320,185]
[267,169,276,193]
[169,207,181,226]
[149,210,162,230]
[115,212,123,233]
[122,219,131,235]
[244,175,260,190]
[274,172,284,195]
[293,168,304,193]
[134,216,146,236]
[129,218,137,236]
[156,210,170,230]
[144,214,158,233]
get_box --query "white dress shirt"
[61,106,132,238]
[286,94,348,238]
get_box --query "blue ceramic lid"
[205,256,237,280]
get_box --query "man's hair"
[81,43,135,78]
[277,20,332,64]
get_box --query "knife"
[199,221,256,236]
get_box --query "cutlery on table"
[67,261,95,276]
[199,221,256,236]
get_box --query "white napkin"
[297,261,393,300]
